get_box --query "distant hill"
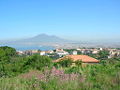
[24,34,69,43]
[1,34,120,48]
[0,34,72,46]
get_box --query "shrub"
[23,54,53,71]
[57,58,73,68]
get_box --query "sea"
[0,45,55,51]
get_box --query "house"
[54,55,100,64]
[82,49,92,55]
[40,51,46,56]
[56,51,69,57]
[17,50,24,55]
[54,49,69,57]
[70,51,78,55]
[55,49,64,52]
[99,48,103,51]
[24,50,33,55]
[23,50,39,55]
[45,50,54,54]
[108,50,120,58]
[92,49,99,54]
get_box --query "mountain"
[0,34,72,46]
[24,34,69,42]
[1,34,120,48]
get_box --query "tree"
[0,46,16,57]
[77,51,82,55]
[0,46,16,62]
[98,50,109,60]
[23,54,53,71]
[58,58,73,67]
[75,60,82,67]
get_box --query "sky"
[0,0,120,41]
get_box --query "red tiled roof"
[54,55,99,63]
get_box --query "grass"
[0,67,120,90]
[0,77,119,90]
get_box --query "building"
[70,51,78,55]
[32,50,39,54]
[82,49,92,55]
[108,50,120,58]
[17,51,24,55]
[54,55,100,64]
[45,50,54,54]
[23,50,39,55]
[92,49,99,54]
[40,51,46,56]
[55,49,64,52]
[24,50,33,55]
[56,51,69,57]
[99,48,103,51]
[54,49,69,57]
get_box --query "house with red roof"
[54,55,100,64]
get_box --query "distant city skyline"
[0,0,120,41]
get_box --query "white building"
[72,51,78,55]
[108,50,120,58]
[92,49,99,54]
[99,48,103,51]
[40,51,46,56]
[56,51,69,57]
[17,51,24,55]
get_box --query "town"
[17,47,120,59]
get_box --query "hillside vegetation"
[0,46,120,90]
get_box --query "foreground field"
[0,46,120,90]
[0,62,120,90]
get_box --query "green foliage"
[63,49,76,53]
[0,46,53,77]
[0,46,17,77]
[89,50,110,60]
[65,66,82,74]
[0,46,16,58]
[23,54,53,71]
[0,46,16,63]
[98,50,109,60]
[57,58,73,67]
[77,50,82,55]
[75,60,82,67]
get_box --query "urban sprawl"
[17,48,120,59]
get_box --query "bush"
[57,58,73,68]
[65,66,82,74]
[23,54,53,71]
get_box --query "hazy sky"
[0,0,120,41]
